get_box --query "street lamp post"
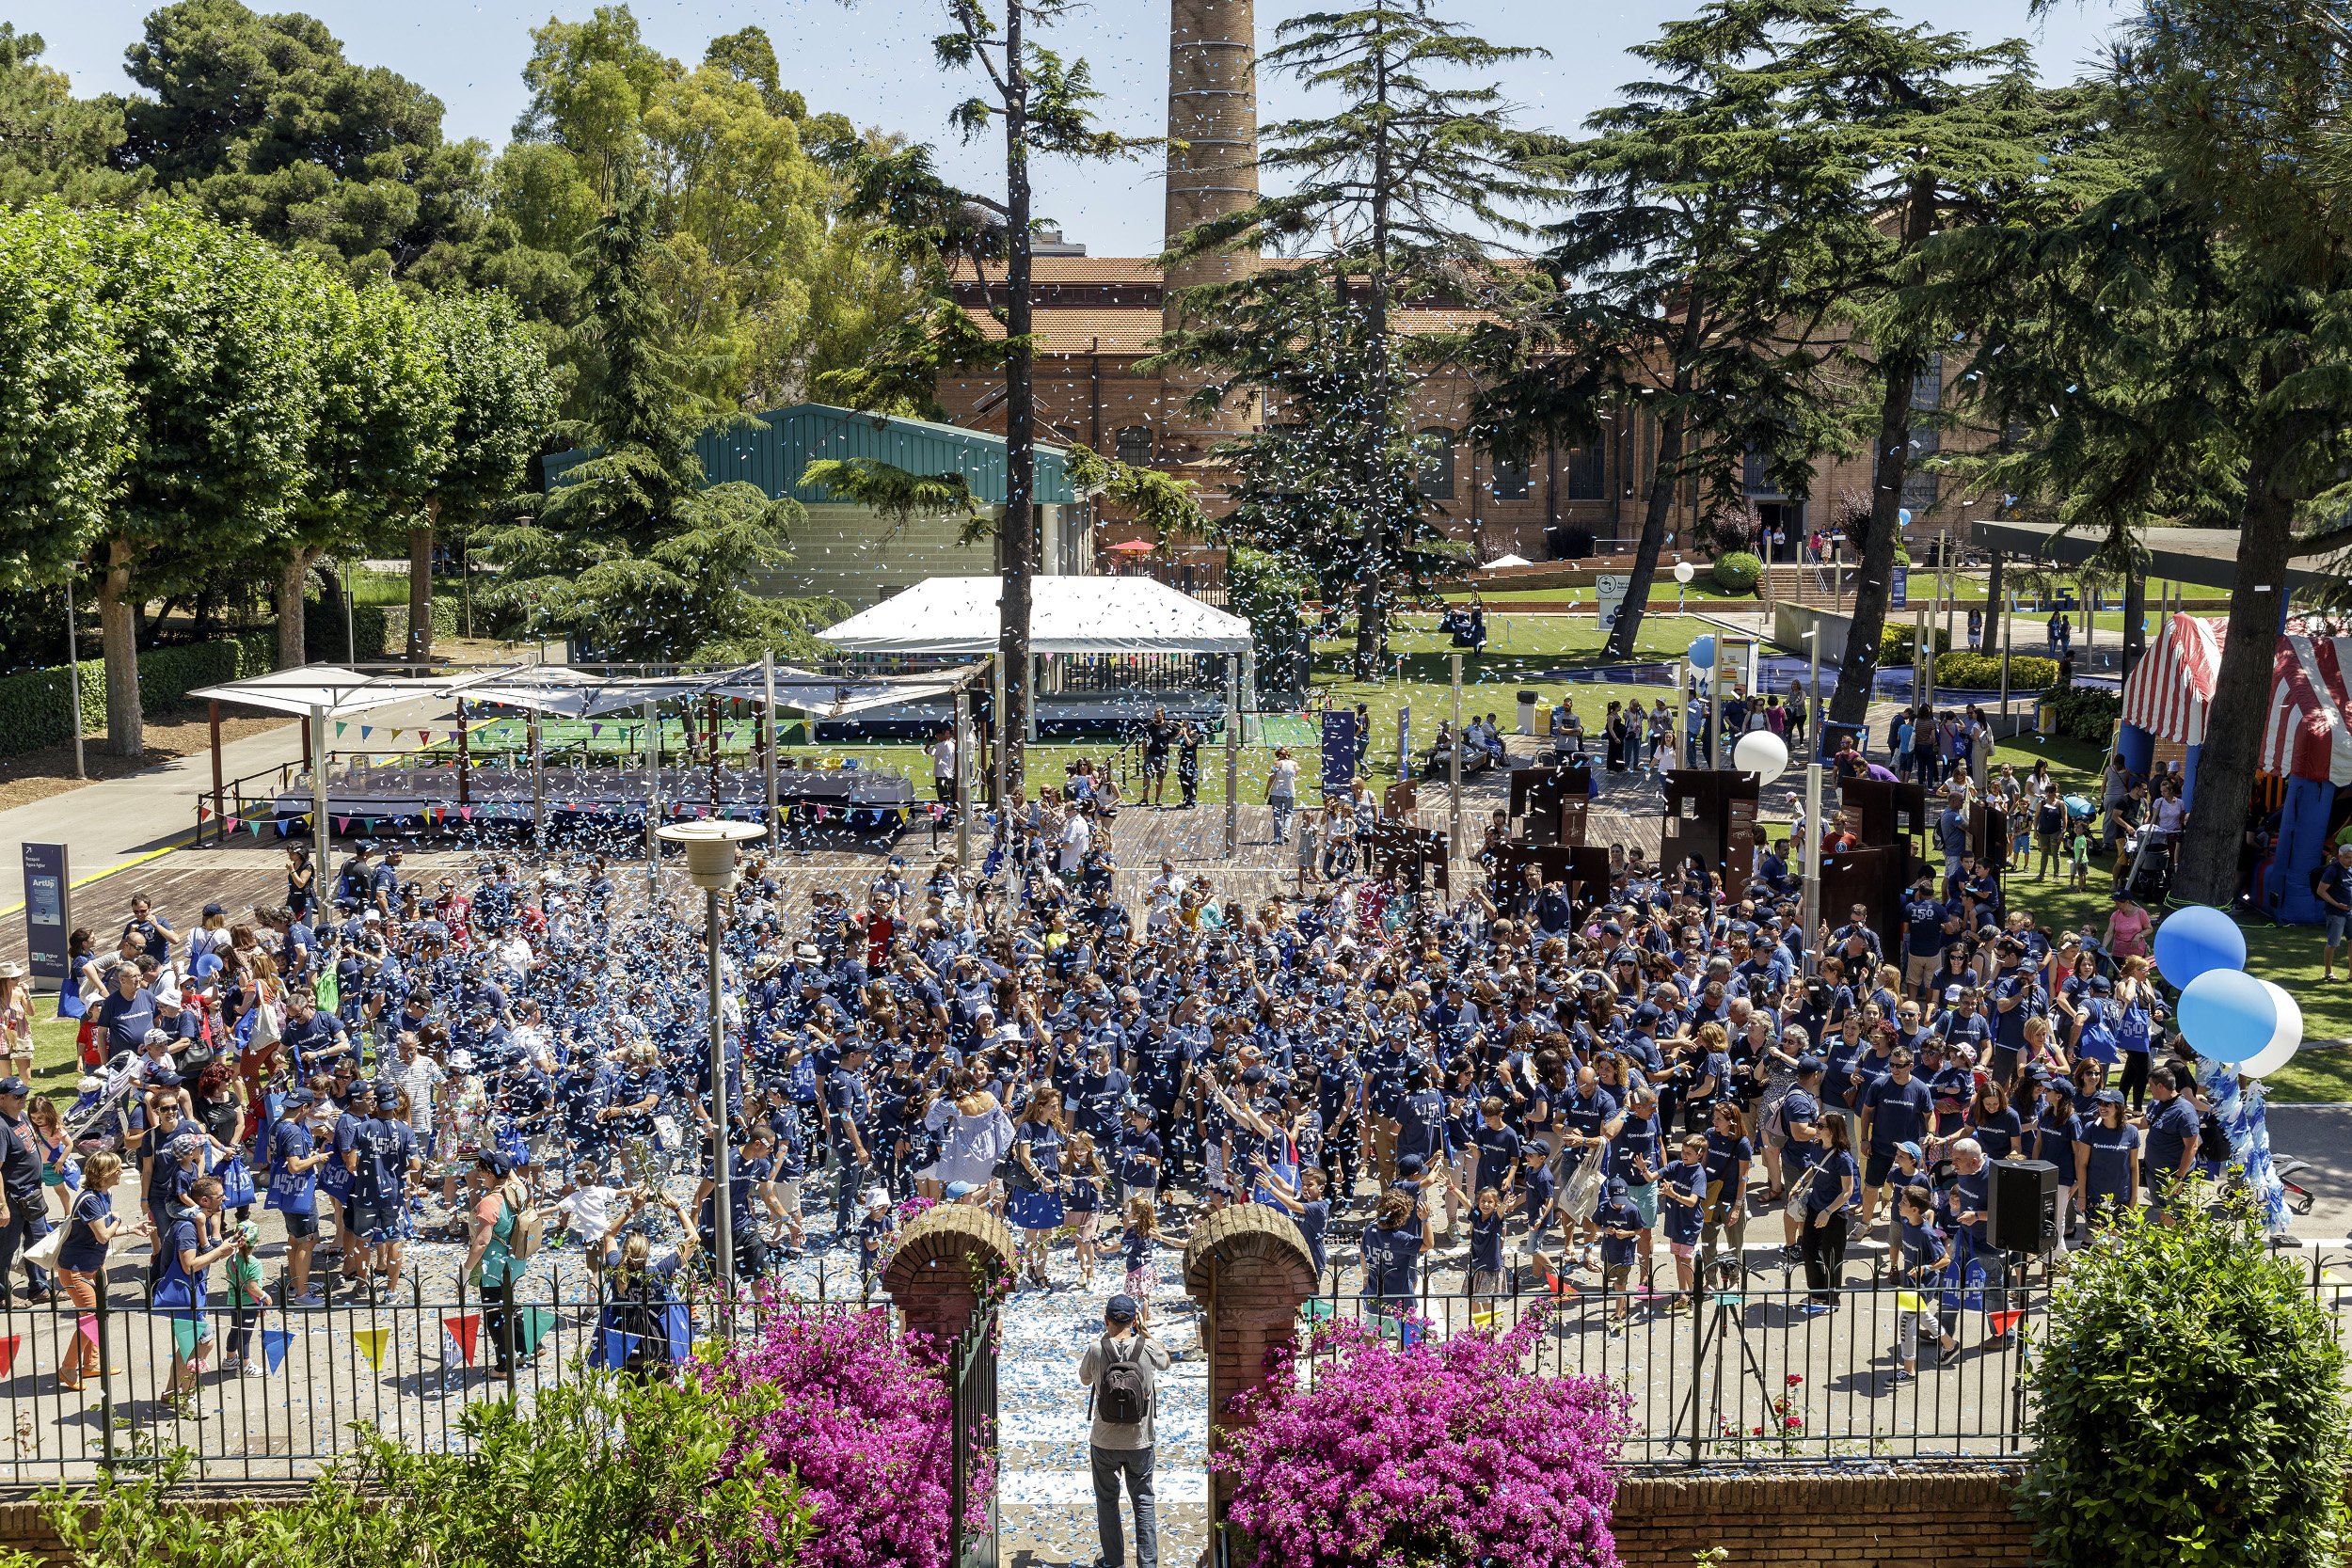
[654,819,767,1303]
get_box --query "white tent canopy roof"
[192,661,975,722]
[818,575,1253,657]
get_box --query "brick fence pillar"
[882,1203,1017,1349]
[1181,1203,1318,1531]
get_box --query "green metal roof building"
[546,403,1090,610]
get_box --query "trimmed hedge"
[1880,626,1953,665]
[1711,550,1762,594]
[1933,651,2060,691]
[0,604,384,757]
[2043,684,2122,745]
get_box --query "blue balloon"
[2177,969,2277,1065]
[1689,636,1716,670]
[1899,508,1914,528]
[2152,904,2246,989]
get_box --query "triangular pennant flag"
[458,807,472,821]
[77,1313,98,1347]
[351,1325,391,1370]
[590,722,602,738]
[262,1327,293,1374]
[0,1333,17,1376]
[1988,1308,2026,1338]
[198,802,210,820]
[336,816,351,833]
[443,1313,481,1366]
[362,818,377,832]
[597,1330,640,1370]
[515,1307,556,1356]
[334,722,346,737]
[359,726,373,740]
[418,730,433,745]
[170,1318,206,1361]
[247,820,266,839]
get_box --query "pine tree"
[1156,0,1545,677]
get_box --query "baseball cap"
[1105,1294,1140,1324]
[945,1180,978,1198]
[0,1074,26,1097]
[1795,1055,1823,1075]
[202,902,226,918]
[1895,1140,1923,1160]
[2095,1087,2126,1105]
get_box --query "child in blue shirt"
[1659,1136,1708,1296]
[1593,1177,1644,1326]
[1255,1161,1331,1285]
[1893,1183,1958,1377]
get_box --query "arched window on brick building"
[1417,427,1456,499]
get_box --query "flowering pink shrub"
[702,1305,989,1568]
[1218,1311,1631,1568]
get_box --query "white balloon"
[1731,730,1789,784]
[1673,561,1696,584]
[2236,981,2303,1077]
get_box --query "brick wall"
[1611,1466,2032,1568]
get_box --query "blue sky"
[26,0,2128,255]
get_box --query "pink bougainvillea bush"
[1218,1311,1632,1568]
[701,1305,989,1568]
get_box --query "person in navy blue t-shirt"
[2139,1064,2203,1214]
[1893,1183,1958,1378]
[1658,1136,1708,1294]
[1858,1049,1934,1237]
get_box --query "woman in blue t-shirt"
[1701,1102,1754,1260]
[55,1149,144,1392]
[1006,1094,1068,1288]
[1796,1111,1859,1310]
[2074,1089,2141,1227]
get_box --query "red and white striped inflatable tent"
[2119,611,2225,748]
[2262,632,2352,785]
[2122,612,2352,785]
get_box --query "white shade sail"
[818,575,1253,656]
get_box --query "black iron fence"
[1295,1244,2352,1468]
[947,1296,1001,1568]
[0,1262,876,1485]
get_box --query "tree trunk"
[97,536,141,757]
[1606,405,1686,660]
[1829,175,1936,730]
[277,548,318,670]
[996,0,1035,804]
[2177,441,2297,906]
[408,503,437,664]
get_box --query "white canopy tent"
[818,575,1252,656]
[189,657,982,866]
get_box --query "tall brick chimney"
[1160,0,1259,459]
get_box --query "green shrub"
[1710,550,1762,594]
[2018,1192,2350,1567]
[39,1374,812,1568]
[1229,544,1318,695]
[302,599,389,661]
[1879,625,1953,666]
[1933,651,2059,691]
[2043,683,2122,745]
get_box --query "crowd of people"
[0,729,2294,1414]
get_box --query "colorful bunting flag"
[77,1314,98,1348]
[335,816,351,833]
[170,1318,207,1361]
[247,820,266,839]
[596,1331,640,1370]
[262,1328,292,1373]
[334,722,346,737]
[351,1325,391,1370]
[443,1313,482,1366]
[516,1308,556,1356]
[0,1333,17,1376]
[359,726,373,740]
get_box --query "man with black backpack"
[1078,1292,1170,1568]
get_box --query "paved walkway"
[0,724,306,916]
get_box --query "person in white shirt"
[393,1033,445,1140]
[929,728,958,806]
[1058,809,1092,876]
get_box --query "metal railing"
[0,1262,877,1485]
[1294,1243,2352,1469]
[947,1297,1001,1568]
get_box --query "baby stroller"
[64,1051,141,1153]
[2120,826,2171,905]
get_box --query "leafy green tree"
[270,271,453,668]
[500,9,924,420]
[109,0,501,288]
[1159,0,1543,676]
[825,0,1148,799]
[477,186,798,661]
[0,204,129,594]
[1780,8,2071,731]
[1477,1,1861,661]
[0,25,148,208]
[405,290,557,659]
[86,206,322,752]
[2018,1192,2350,1566]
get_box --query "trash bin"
[1518,690,1540,736]
[2037,699,2057,736]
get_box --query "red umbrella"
[1104,539,1156,554]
